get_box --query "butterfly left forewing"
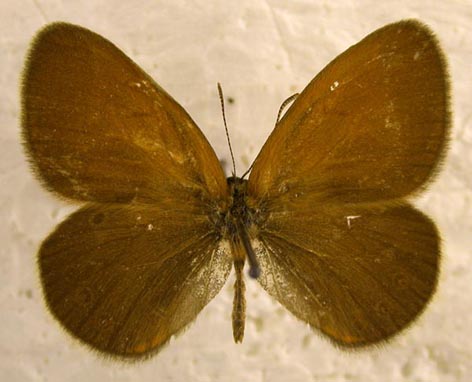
[256,203,439,346]
[22,22,228,205]
[39,203,231,358]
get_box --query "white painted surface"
[1,1,471,381]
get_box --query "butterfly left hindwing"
[40,204,231,357]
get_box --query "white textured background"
[1,1,471,381]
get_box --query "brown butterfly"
[21,19,450,359]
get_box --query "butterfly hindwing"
[256,204,439,346]
[39,204,231,357]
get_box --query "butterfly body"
[220,176,261,341]
[22,20,449,358]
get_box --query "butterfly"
[21,19,450,359]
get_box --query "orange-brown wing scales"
[256,204,439,346]
[22,23,227,205]
[249,20,449,206]
[39,204,231,357]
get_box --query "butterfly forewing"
[256,204,439,346]
[247,20,449,346]
[22,23,228,205]
[39,204,231,357]
[248,20,449,206]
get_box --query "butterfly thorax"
[224,177,260,276]
[226,177,250,227]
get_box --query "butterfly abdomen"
[232,259,246,343]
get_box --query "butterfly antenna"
[240,162,254,180]
[240,92,299,180]
[218,83,237,178]
[276,92,299,124]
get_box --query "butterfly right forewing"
[248,20,449,206]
